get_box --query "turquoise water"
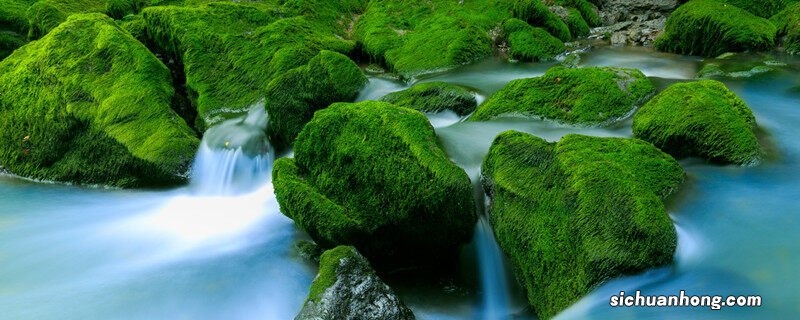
[1,47,798,319]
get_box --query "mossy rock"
[142,2,363,130]
[771,2,800,55]
[511,0,572,42]
[0,13,198,187]
[297,246,415,320]
[264,50,367,151]
[655,0,776,57]
[482,131,682,319]
[0,31,26,60]
[719,0,798,18]
[633,80,762,165]
[273,101,476,264]
[380,81,478,116]
[503,18,565,62]
[471,66,655,125]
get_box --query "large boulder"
[470,66,655,125]
[501,18,566,62]
[142,2,364,131]
[380,81,478,116]
[655,0,776,57]
[264,50,367,151]
[296,246,415,320]
[273,101,476,264]
[633,80,763,165]
[0,13,198,187]
[719,0,797,18]
[482,132,683,319]
[771,2,800,55]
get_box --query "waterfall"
[475,215,512,319]
[191,102,274,195]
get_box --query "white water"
[475,215,512,319]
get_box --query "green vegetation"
[0,14,198,187]
[471,66,655,125]
[503,18,565,62]
[380,81,478,116]
[633,80,762,165]
[720,0,798,18]
[511,0,572,42]
[0,31,26,59]
[655,0,776,57]
[264,50,366,151]
[482,131,682,319]
[564,8,590,38]
[142,1,364,131]
[771,3,800,55]
[273,101,476,264]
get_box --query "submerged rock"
[273,101,476,265]
[0,13,198,187]
[265,50,367,151]
[633,80,763,165]
[471,66,655,125]
[482,131,682,319]
[655,0,776,57]
[771,3,800,55]
[380,82,477,116]
[297,246,415,320]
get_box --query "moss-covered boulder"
[511,0,572,42]
[482,132,682,319]
[471,66,655,125]
[297,246,415,320]
[264,50,367,151]
[633,80,762,165]
[0,13,198,187]
[502,18,566,62]
[273,101,476,264]
[380,82,478,116]
[655,0,776,57]
[719,0,797,18]
[0,31,26,60]
[142,2,364,131]
[772,3,800,55]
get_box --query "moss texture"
[380,81,478,116]
[273,101,476,264]
[720,0,798,18]
[771,2,800,55]
[0,13,198,187]
[264,50,367,151]
[142,1,364,131]
[511,0,572,42]
[471,66,655,125]
[482,131,682,319]
[503,18,566,62]
[0,31,26,60]
[633,80,762,165]
[655,0,776,57]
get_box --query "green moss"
[307,245,355,303]
[560,0,600,27]
[633,80,762,165]
[264,50,366,151]
[105,0,148,19]
[564,8,590,38]
[273,101,476,264]
[655,0,776,57]
[0,0,34,34]
[0,13,199,187]
[503,18,566,62]
[482,131,682,319]
[512,0,572,42]
[118,14,145,42]
[471,66,655,125]
[142,2,362,131]
[771,2,800,55]
[0,31,26,60]
[719,0,797,18]
[380,81,477,116]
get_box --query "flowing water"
[1,46,799,319]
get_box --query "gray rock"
[296,246,415,320]
[590,0,676,46]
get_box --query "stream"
[1,46,799,319]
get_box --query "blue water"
[0,47,798,319]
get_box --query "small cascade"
[475,215,512,319]
[191,103,274,195]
